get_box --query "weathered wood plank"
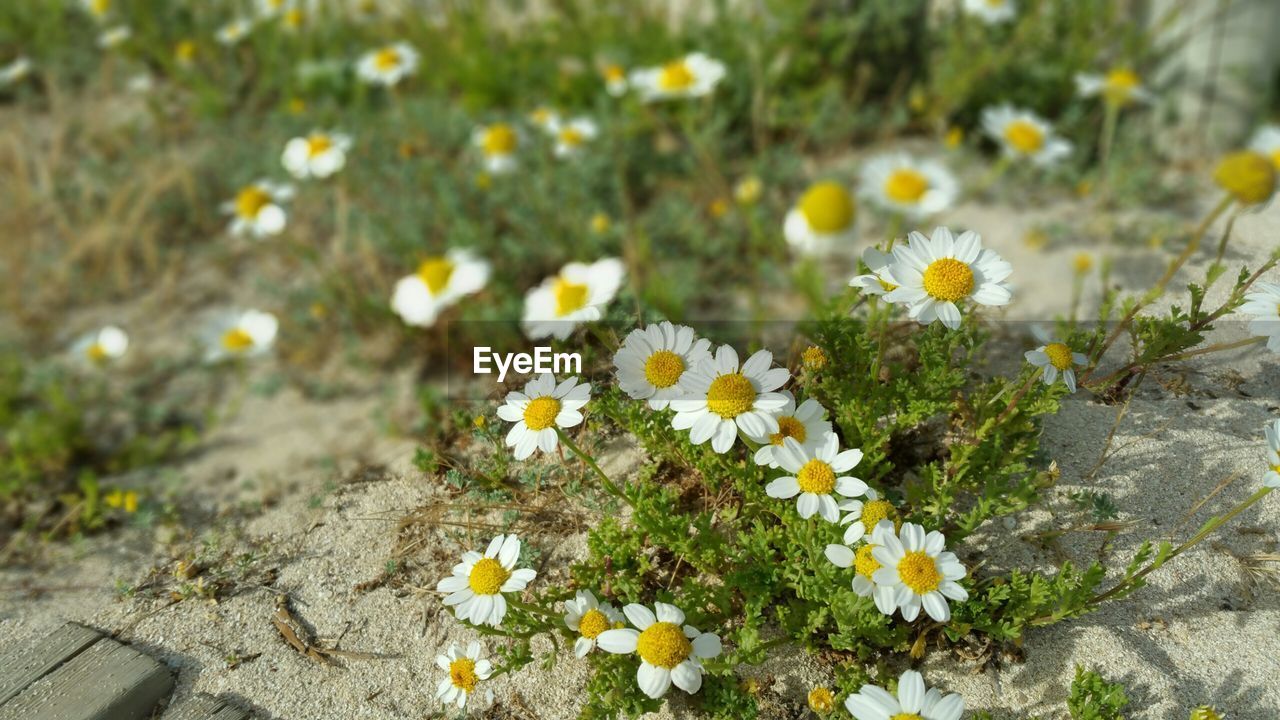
[0,622,104,705]
[162,694,249,720]
[0,632,173,720]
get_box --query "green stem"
[555,428,633,509]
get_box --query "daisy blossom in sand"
[521,258,625,340]
[282,130,352,180]
[597,602,722,698]
[766,435,868,523]
[1,57,32,87]
[669,345,790,454]
[614,322,711,410]
[1248,124,1280,171]
[390,249,490,328]
[871,521,968,622]
[548,117,598,159]
[72,326,128,365]
[1024,326,1088,392]
[1075,68,1152,107]
[1240,281,1280,353]
[845,669,964,720]
[356,42,418,86]
[563,590,625,658]
[837,489,899,545]
[97,26,131,50]
[602,64,628,96]
[882,227,1013,330]
[825,521,897,614]
[436,534,537,627]
[982,105,1072,166]
[859,154,959,219]
[784,181,857,255]
[222,180,293,238]
[497,373,590,460]
[1264,420,1280,488]
[473,122,521,174]
[215,18,255,46]
[748,391,832,468]
[629,53,725,103]
[205,309,278,362]
[962,0,1015,24]
[848,247,902,300]
[435,641,494,709]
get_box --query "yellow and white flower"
[222,180,293,238]
[669,346,790,454]
[97,26,131,50]
[473,122,521,174]
[1024,326,1087,392]
[497,373,591,460]
[981,105,1072,166]
[870,521,968,622]
[1241,281,1280,354]
[72,325,129,365]
[563,590,625,658]
[205,309,278,362]
[215,18,255,46]
[391,249,490,328]
[548,117,598,159]
[845,669,965,720]
[356,42,419,86]
[962,0,1015,24]
[527,106,560,132]
[824,520,897,614]
[602,64,628,96]
[434,641,494,710]
[848,247,901,300]
[629,53,725,103]
[597,602,722,699]
[521,258,625,340]
[1264,419,1280,488]
[81,0,112,22]
[1248,124,1280,171]
[255,0,291,19]
[1,57,33,87]
[613,322,712,410]
[1075,68,1152,106]
[882,226,1013,330]
[766,435,868,523]
[748,391,832,468]
[859,154,959,219]
[836,489,899,545]
[435,533,537,627]
[784,181,857,256]
[281,130,352,179]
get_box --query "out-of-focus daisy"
[1214,150,1276,206]
[521,258,625,340]
[1263,419,1280,488]
[222,180,293,238]
[597,602,722,699]
[256,0,290,19]
[528,106,559,133]
[356,42,419,86]
[748,391,832,468]
[216,18,255,46]
[824,520,897,615]
[784,181,857,255]
[81,0,112,21]
[435,533,537,627]
[97,26,131,50]
[281,130,352,180]
[836,490,898,545]
[669,346,790,454]
[434,641,493,710]
[281,7,306,32]
[765,435,868,523]
[882,227,1013,330]
[1,57,33,86]
[1075,68,1152,107]
[1024,326,1087,392]
[614,322,712,410]
[72,326,129,365]
[845,669,964,720]
[808,687,836,715]
[173,40,197,67]
[602,63,628,96]
[848,247,901,299]
[629,53,725,103]
[496,374,591,460]
[391,249,490,328]
[981,105,1072,166]
[563,590,625,658]
[859,154,959,219]
[962,0,1015,24]
[1248,124,1280,171]
[473,122,520,174]
[205,309,278,362]
[1241,281,1280,353]
[871,521,968,622]
[548,117,598,159]
[734,175,763,206]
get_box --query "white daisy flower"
[72,325,129,365]
[215,18,255,46]
[669,345,790,454]
[563,590,625,658]
[356,42,419,86]
[1248,124,1280,172]
[962,0,1015,24]
[748,391,832,468]
[435,533,537,627]
[765,435,868,523]
[870,521,968,622]
[527,106,560,132]
[221,180,293,238]
[1241,281,1280,354]
[981,105,1072,166]
[81,0,111,21]
[496,373,591,461]
[434,641,494,710]
[1264,420,1280,488]
[824,520,897,615]
[859,154,959,219]
[390,249,490,328]
[0,57,33,87]
[845,669,965,720]
[597,602,722,699]
[205,309,278,362]
[97,26,131,50]
[836,489,898,545]
[548,117,598,159]
[521,258,625,341]
[1024,326,1088,392]
[784,181,857,256]
[1075,68,1152,106]
[281,130,352,180]
[602,64,628,96]
[255,0,291,19]
[614,322,712,410]
[473,122,521,174]
[629,53,725,103]
[882,226,1013,330]
[848,247,902,299]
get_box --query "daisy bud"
[807,686,835,714]
[1214,150,1275,205]
[1189,707,1223,720]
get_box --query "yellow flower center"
[891,715,923,720]
[559,127,585,147]
[482,124,518,156]
[1043,342,1074,370]
[449,657,479,692]
[802,345,827,369]
[86,342,109,363]
[530,108,553,125]
[643,350,685,388]
[769,416,807,446]
[306,133,333,158]
[522,396,562,432]
[1214,150,1276,205]
[860,499,895,530]
[467,557,510,595]
[635,622,692,669]
[234,186,272,219]
[603,65,624,82]
[1189,707,1223,720]
[1073,253,1094,274]
[590,213,610,234]
[284,8,304,27]
[221,328,255,352]
[1270,149,1280,172]
[1103,69,1140,102]
[883,168,929,204]
[1003,120,1045,154]
[798,182,855,233]
[657,61,695,91]
[807,687,835,713]
[175,40,196,62]
[984,0,1005,6]
[796,459,836,494]
[373,48,401,71]
[578,609,610,639]
[552,278,589,316]
[898,551,942,594]
[854,544,881,579]
[705,373,755,419]
[416,257,455,295]
[921,258,975,302]
[90,0,110,16]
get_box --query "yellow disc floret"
[306,133,333,158]
[1214,150,1276,205]
[552,278,589,317]
[891,714,923,720]
[1043,342,1074,370]
[86,343,109,363]
[658,61,695,91]
[798,182,855,233]
[854,544,881,579]
[643,350,685,389]
[1189,707,1223,720]
[577,609,610,639]
[884,168,929,204]
[898,551,942,594]
[802,345,827,370]
[860,499,896,530]
[769,415,807,446]
[221,328,255,352]
[1003,120,1045,154]
[468,557,511,595]
[922,258,975,302]
[417,257,455,295]
[796,459,836,494]
[705,373,756,419]
[559,127,585,147]
[374,47,401,71]
[807,687,835,714]
[482,124,518,156]
[522,396,562,432]
[235,186,271,219]
[449,657,479,692]
[635,622,692,669]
